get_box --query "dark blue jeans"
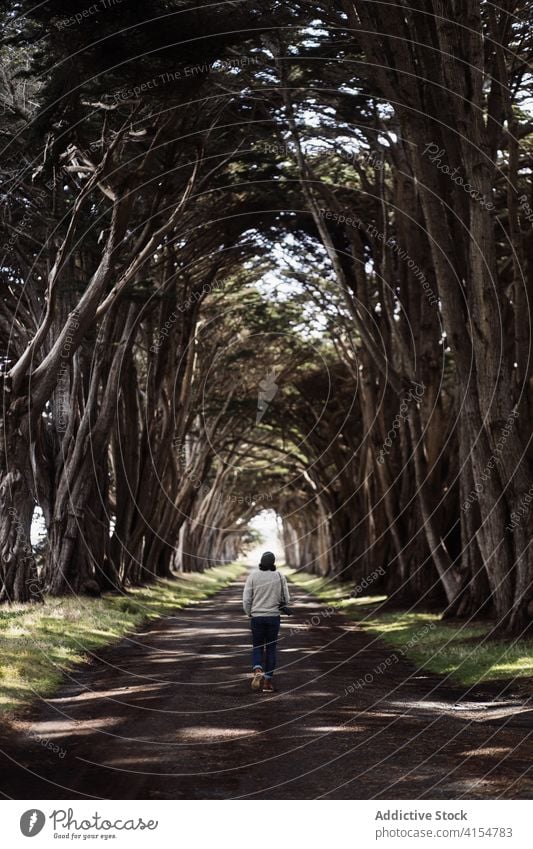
[251,616,281,679]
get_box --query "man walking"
[243,551,290,693]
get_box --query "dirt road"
[2,576,531,799]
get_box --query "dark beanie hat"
[259,551,276,570]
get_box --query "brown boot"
[251,669,264,691]
[263,679,275,693]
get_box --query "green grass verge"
[0,563,244,717]
[286,569,533,687]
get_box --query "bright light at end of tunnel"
[245,510,284,565]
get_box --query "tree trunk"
[0,434,40,602]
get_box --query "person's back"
[243,568,289,617]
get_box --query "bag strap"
[278,571,287,605]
